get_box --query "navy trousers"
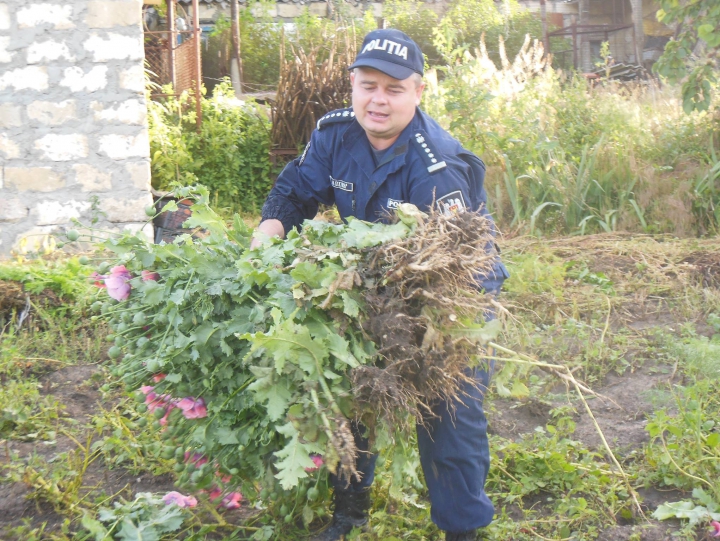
[331,365,494,533]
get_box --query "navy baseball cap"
[349,29,424,80]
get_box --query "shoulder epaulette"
[410,130,447,173]
[317,108,355,130]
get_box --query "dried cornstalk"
[271,31,356,150]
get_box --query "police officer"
[253,28,508,541]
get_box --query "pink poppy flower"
[208,487,223,500]
[221,492,242,509]
[178,397,207,419]
[152,373,167,383]
[711,520,720,537]
[184,452,208,468]
[104,265,132,301]
[90,272,106,288]
[141,386,160,410]
[144,391,160,411]
[305,454,324,472]
[162,491,197,508]
[159,403,175,426]
[146,392,172,413]
[139,385,174,414]
[142,270,160,281]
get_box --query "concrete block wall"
[0,0,152,256]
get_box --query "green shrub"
[209,6,376,91]
[442,0,542,63]
[382,0,441,64]
[148,82,274,213]
[383,0,554,67]
[238,2,282,89]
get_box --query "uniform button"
[422,143,427,148]
[431,158,437,163]
[429,153,434,158]
[425,148,431,153]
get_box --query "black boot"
[311,489,371,541]
[445,531,477,541]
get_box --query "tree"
[654,0,720,114]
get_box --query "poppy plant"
[305,454,324,472]
[184,452,208,468]
[159,403,175,426]
[142,270,160,281]
[221,492,242,509]
[92,266,133,300]
[162,491,197,508]
[104,265,132,301]
[178,397,207,419]
[140,385,172,413]
[90,272,105,288]
[217,472,232,484]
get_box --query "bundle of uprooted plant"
[353,208,500,436]
[87,185,501,503]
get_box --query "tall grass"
[423,36,720,236]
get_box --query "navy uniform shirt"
[261,107,509,291]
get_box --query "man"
[253,28,508,541]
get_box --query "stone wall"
[0,0,152,257]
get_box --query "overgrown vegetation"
[204,4,377,93]
[148,82,273,214]
[155,6,720,233]
[6,2,720,539]
[3,225,720,540]
[423,37,720,236]
[383,0,565,68]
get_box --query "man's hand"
[250,219,285,249]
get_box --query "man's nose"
[371,91,388,104]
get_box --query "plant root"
[353,209,501,436]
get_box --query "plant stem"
[660,432,715,492]
[487,341,645,518]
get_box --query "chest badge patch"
[330,176,354,192]
[386,198,404,210]
[437,191,466,217]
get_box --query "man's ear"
[350,70,355,85]
[415,82,425,105]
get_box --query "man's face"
[350,67,425,150]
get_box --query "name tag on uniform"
[330,176,354,192]
[387,198,403,209]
